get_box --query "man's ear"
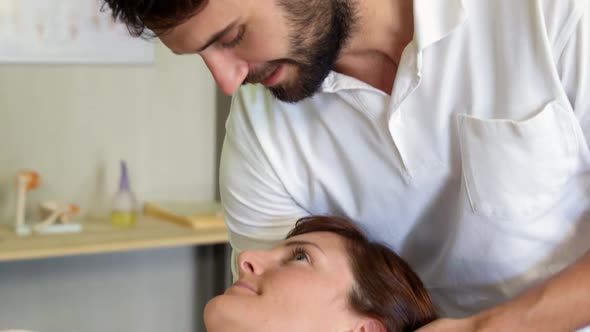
[353,318,387,332]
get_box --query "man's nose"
[237,250,268,277]
[202,50,249,96]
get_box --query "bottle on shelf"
[110,160,139,227]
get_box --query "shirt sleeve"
[219,86,309,279]
[556,0,590,137]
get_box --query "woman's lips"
[233,281,258,294]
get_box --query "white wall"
[0,42,216,221]
[0,42,219,332]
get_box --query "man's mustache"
[244,59,302,84]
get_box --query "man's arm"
[416,250,590,331]
[220,86,308,279]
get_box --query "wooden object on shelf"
[0,214,228,263]
[143,201,226,230]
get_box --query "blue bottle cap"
[119,160,130,192]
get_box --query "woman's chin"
[203,295,224,331]
[204,294,253,331]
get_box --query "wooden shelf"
[0,215,229,263]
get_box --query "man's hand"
[415,250,590,332]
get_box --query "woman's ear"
[353,318,387,332]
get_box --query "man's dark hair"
[101,0,209,38]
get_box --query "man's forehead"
[158,2,240,53]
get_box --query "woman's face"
[204,232,363,332]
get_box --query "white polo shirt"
[220,0,590,324]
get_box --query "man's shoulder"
[229,84,323,134]
[225,85,278,138]
[232,84,279,114]
[226,84,306,146]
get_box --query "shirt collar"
[319,0,467,93]
[413,0,467,50]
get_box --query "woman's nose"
[237,250,268,277]
[202,50,249,96]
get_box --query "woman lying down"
[204,216,438,332]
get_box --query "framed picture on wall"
[0,0,154,64]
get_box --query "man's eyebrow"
[194,19,239,52]
[283,240,325,255]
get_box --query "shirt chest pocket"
[457,100,580,221]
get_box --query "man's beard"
[245,0,357,103]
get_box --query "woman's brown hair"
[287,216,437,332]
